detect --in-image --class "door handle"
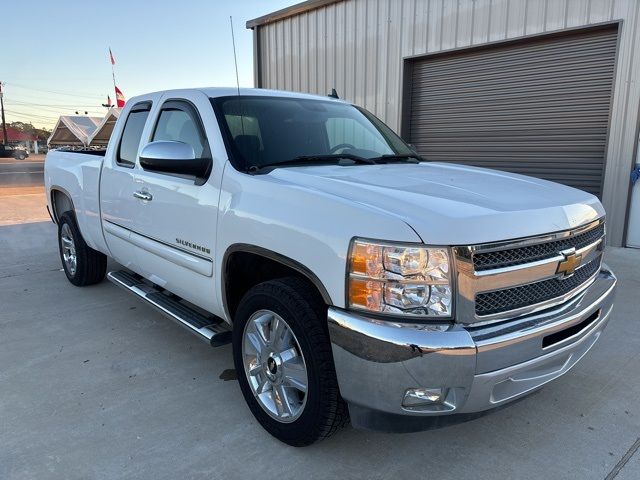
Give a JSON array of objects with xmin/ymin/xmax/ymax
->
[{"xmin": 133, "ymin": 191, "xmax": 153, "ymax": 201}]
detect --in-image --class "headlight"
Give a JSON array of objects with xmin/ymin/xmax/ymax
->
[{"xmin": 347, "ymin": 239, "xmax": 453, "ymax": 318}]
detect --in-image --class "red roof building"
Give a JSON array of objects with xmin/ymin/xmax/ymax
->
[{"xmin": 2, "ymin": 126, "xmax": 37, "ymax": 142}]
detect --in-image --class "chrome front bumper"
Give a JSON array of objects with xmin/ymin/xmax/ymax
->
[{"xmin": 328, "ymin": 266, "xmax": 617, "ymax": 431}]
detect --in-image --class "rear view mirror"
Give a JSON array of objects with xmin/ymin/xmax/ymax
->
[{"xmin": 139, "ymin": 141, "xmax": 210, "ymax": 177}]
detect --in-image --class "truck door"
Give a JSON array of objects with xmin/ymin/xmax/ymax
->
[
  {"xmin": 129, "ymin": 92, "xmax": 220, "ymax": 314},
  {"xmin": 100, "ymin": 101, "xmax": 153, "ymax": 269}
]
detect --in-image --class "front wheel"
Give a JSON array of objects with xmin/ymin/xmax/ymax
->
[
  {"xmin": 233, "ymin": 277, "xmax": 348, "ymax": 446},
  {"xmin": 57, "ymin": 211, "xmax": 107, "ymax": 286}
]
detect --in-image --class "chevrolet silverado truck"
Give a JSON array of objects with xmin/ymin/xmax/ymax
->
[{"xmin": 45, "ymin": 88, "xmax": 617, "ymax": 446}]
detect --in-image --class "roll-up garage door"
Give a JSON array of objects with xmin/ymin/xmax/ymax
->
[{"xmin": 406, "ymin": 26, "xmax": 618, "ymax": 197}]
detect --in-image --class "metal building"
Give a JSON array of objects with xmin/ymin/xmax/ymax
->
[{"xmin": 247, "ymin": 0, "xmax": 640, "ymax": 247}]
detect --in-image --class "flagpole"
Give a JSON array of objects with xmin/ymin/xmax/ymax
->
[
  {"xmin": 111, "ymin": 64, "xmax": 117, "ymax": 94},
  {"xmin": 109, "ymin": 47, "xmax": 117, "ymax": 106}
]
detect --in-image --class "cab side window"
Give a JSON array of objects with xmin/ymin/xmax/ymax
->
[
  {"xmin": 117, "ymin": 102, "xmax": 151, "ymax": 167},
  {"xmin": 152, "ymin": 102, "xmax": 208, "ymax": 159}
]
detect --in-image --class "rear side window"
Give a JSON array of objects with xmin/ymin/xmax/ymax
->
[{"xmin": 117, "ymin": 103, "xmax": 151, "ymax": 167}]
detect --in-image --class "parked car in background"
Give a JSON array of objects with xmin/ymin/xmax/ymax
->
[
  {"xmin": 44, "ymin": 87, "xmax": 616, "ymax": 446},
  {"xmin": 0, "ymin": 144, "xmax": 29, "ymax": 160}
]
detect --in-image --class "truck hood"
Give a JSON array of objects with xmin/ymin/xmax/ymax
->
[{"xmin": 270, "ymin": 162, "xmax": 605, "ymax": 245}]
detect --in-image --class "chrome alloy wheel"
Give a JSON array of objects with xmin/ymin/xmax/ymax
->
[
  {"xmin": 60, "ymin": 223, "xmax": 77, "ymax": 276},
  {"xmin": 242, "ymin": 310, "xmax": 308, "ymax": 423}
]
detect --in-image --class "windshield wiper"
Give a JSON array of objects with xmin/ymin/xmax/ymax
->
[
  {"xmin": 249, "ymin": 154, "xmax": 376, "ymax": 172},
  {"xmin": 370, "ymin": 153, "xmax": 425, "ymax": 164}
]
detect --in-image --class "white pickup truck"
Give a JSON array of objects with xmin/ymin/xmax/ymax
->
[{"xmin": 45, "ymin": 88, "xmax": 616, "ymax": 446}]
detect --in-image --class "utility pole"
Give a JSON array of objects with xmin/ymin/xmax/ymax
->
[{"xmin": 0, "ymin": 82, "xmax": 7, "ymax": 145}]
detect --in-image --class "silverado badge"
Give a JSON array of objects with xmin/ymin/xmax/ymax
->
[{"xmin": 176, "ymin": 238, "xmax": 211, "ymax": 255}]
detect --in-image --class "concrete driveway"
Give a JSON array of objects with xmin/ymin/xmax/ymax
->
[{"xmin": 1, "ymin": 221, "xmax": 639, "ymax": 480}]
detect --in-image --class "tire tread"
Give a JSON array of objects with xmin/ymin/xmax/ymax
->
[
  {"xmin": 233, "ymin": 276, "xmax": 349, "ymax": 446},
  {"xmin": 58, "ymin": 211, "xmax": 107, "ymax": 286}
]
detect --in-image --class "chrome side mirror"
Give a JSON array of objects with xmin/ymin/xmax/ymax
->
[{"xmin": 139, "ymin": 141, "xmax": 209, "ymax": 177}]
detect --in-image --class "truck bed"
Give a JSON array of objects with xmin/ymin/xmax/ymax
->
[
  {"xmin": 55, "ymin": 148, "xmax": 107, "ymax": 157},
  {"xmin": 44, "ymin": 149, "xmax": 108, "ymax": 253}
]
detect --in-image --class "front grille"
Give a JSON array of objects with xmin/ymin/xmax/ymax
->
[
  {"xmin": 473, "ymin": 223, "xmax": 605, "ymax": 271},
  {"xmin": 475, "ymin": 257, "xmax": 601, "ymax": 316}
]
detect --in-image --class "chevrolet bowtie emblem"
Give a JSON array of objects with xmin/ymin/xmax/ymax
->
[{"xmin": 556, "ymin": 249, "xmax": 582, "ymax": 277}]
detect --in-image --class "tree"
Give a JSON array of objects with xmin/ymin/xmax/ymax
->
[{"xmin": 8, "ymin": 121, "xmax": 52, "ymax": 142}]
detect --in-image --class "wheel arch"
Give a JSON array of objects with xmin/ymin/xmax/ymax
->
[
  {"xmin": 222, "ymin": 244, "xmax": 333, "ymax": 321},
  {"xmin": 50, "ymin": 187, "xmax": 76, "ymax": 224}
]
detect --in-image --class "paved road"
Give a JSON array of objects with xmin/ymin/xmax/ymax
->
[
  {"xmin": 0, "ymin": 155, "xmax": 44, "ymax": 188},
  {"xmin": 0, "ymin": 155, "xmax": 49, "ymax": 225},
  {"xmin": 0, "ymin": 217, "xmax": 639, "ymax": 479}
]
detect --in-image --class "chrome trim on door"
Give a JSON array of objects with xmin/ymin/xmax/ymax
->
[
  {"xmin": 103, "ymin": 219, "xmax": 131, "ymax": 241},
  {"xmin": 103, "ymin": 219, "xmax": 213, "ymax": 276},
  {"xmin": 129, "ymin": 230, "xmax": 213, "ymax": 276}
]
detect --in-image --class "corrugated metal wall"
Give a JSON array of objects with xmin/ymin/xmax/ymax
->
[{"xmin": 253, "ymin": 0, "xmax": 640, "ymax": 247}]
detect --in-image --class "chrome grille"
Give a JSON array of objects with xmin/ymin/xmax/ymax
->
[
  {"xmin": 473, "ymin": 223, "xmax": 605, "ymax": 271},
  {"xmin": 475, "ymin": 257, "xmax": 601, "ymax": 316},
  {"xmin": 454, "ymin": 219, "xmax": 605, "ymax": 325}
]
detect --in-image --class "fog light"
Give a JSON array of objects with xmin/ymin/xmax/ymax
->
[{"xmin": 403, "ymin": 388, "xmax": 445, "ymax": 407}]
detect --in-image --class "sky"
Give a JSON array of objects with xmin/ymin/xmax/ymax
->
[{"xmin": 3, "ymin": 0, "xmax": 297, "ymax": 129}]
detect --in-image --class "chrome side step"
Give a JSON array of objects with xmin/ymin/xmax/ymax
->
[{"xmin": 107, "ymin": 270, "xmax": 232, "ymax": 347}]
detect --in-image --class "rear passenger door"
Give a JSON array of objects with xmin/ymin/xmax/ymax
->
[
  {"xmin": 130, "ymin": 91, "xmax": 220, "ymax": 313},
  {"xmin": 100, "ymin": 101, "xmax": 152, "ymax": 268}
]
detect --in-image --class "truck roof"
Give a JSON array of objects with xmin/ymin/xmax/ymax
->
[{"xmin": 127, "ymin": 87, "xmax": 348, "ymax": 105}]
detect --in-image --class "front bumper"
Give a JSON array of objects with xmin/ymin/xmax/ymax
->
[{"xmin": 328, "ymin": 266, "xmax": 617, "ymax": 431}]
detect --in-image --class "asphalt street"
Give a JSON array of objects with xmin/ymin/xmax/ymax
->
[
  {"xmin": 0, "ymin": 161, "xmax": 44, "ymax": 187},
  {"xmin": 0, "ymin": 155, "xmax": 44, "ymax": 188},
  {"xmin": 0, "ymin": 155, "xmax": 49, "ymax": 226}
]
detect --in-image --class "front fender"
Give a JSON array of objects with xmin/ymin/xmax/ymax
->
[{"xmin": 216, "ymin": 167, "xmax": 422, "ymax": 312}]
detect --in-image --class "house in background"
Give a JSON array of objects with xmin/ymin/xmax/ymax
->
[
  {"xmin": 247, "ymin": 0, "xmax": 640, "ymax": 248},
  {"xmin": 3, "ymin": 126, "xmax": 38, "ymax": 153}
]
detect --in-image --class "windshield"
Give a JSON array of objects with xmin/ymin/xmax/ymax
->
[{"xmin": 211, "ymin": 96, "xmax": 414, "ymax": 171}]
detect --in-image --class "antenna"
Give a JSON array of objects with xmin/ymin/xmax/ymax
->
[
  {"xmin": 229, "ymin": 16, "xmax": 241, "ymax": 98},
  {"xmin": 229, "ymin": 15, "xmax": 248, "ymax": 169}
]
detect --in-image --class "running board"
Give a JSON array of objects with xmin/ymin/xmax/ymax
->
[{"xmin": 107, "ymin": 270, "xmax": 232, "ymax": 347}]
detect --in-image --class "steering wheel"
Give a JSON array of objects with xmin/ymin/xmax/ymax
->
[{"xmin": 329, "ymin": 143, "xmax": 356, "ymax": 154}]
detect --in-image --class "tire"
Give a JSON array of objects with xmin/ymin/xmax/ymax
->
[
  {"xmin": 16, "ymin": 153, "xmax": 26, "ymax": 160},
  {"xmin": 57, "ymin": 211, "xmax": 107, "ymax": 286},
  {"xmin": 233, "ymin": 277, "xmax": 348, "ymax": 446}
]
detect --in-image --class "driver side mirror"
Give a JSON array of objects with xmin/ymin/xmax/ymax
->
[{"xmin": 139, "ymin": 141, "xmax": 210, "ymax": 178}]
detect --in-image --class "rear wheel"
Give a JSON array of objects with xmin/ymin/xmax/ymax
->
[
  {"xmin": 233, "ymin": 277, "xmax": 348, "ymax": 446},
  {"xmin": 57, "ymin": 211, "xmax": 107, "ymax": 286},
  {"xmin": 15, "ymin": 152, "xmax": 26, "ymax": 160}
]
